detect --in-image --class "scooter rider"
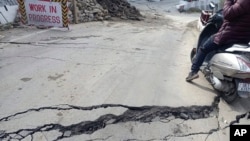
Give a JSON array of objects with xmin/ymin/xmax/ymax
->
[{"xmin": 186, "ymin": 0, "xmax": 250, "ymax": 82}]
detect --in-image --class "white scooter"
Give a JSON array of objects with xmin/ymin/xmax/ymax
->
[{"xmin": 191, "ymin": 3, "xmax": 250, "ymax": 103}]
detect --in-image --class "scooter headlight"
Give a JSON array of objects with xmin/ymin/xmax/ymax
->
[{"xmin": 237, "ymin": 57, "xmax": 250, "ymax": 72}]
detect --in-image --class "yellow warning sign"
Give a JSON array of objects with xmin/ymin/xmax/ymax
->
[{"xmin": 17, "ymin": 0, "xmax": 68, "ymax": 28}]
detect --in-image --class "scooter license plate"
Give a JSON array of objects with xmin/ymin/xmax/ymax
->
[{"xmin": 237, "ymin": 82, "xmax": 250, "ymax": 92}]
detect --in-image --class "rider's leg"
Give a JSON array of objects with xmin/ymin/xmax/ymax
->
[{"xmin": 186, "ymin": 36, "xmax": 220, "ymax": 82}]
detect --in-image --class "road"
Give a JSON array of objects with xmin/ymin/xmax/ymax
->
[{"xmin": 0, "ymin": 0, "xmax": 249, "ymax": 141}]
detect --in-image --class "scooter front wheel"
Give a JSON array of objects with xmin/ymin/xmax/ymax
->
[{"xmin": 190, "ymin": 48, "xmax": 196, "ymax": 63}]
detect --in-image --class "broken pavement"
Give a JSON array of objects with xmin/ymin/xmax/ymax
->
[{"xmin": 0, "ymin": 0, "xmax": 249, "ymax": 141}]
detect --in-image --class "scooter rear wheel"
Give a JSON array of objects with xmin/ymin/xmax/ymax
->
[{"xmin": 221, "ymin": 89, "xmax": 238, "ymax": 104}]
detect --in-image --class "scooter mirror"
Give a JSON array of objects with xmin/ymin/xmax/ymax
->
[{"xmin": 209, "ymin": 1, "xmax": 215, "ymax": 10}]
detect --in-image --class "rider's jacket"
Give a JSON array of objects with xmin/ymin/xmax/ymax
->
[{"xmin": 214, "ymin": 0, "xmax": 250, "ymax": 45}]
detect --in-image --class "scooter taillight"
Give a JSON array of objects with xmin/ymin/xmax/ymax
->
[{"xmin": 237, "ymin": 57, "xmax": 250, "ymax": 72}]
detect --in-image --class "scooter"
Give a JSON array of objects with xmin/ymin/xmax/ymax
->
[{"xmin": 190, "ymin": 3, "xmax": 250, "ymax": 103}]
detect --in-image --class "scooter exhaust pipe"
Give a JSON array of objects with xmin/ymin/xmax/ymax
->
[
  {"xmin": 212, "ymin": 76, "xmax": 223, "ymax": 90},
  {"xmin": 212, "ymin": 76, "xmax": 233, "ymax": 92},
  {"xmin": 212, "ymin": 76, "xmax": 250, "ymax": 98}
]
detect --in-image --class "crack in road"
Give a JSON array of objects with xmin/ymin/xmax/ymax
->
[
  {"xmin": 0, "ymin": 41, "xmax": 89, "ymax": 45},
  {"xmin": 1, "ymin": 56, "xmax": 66, "ymax": 62},
  {"xmin": 163, "ymin": 128, "xmax": 220, "ymax": 141},
  {"xmin": 0, "ymin": 96, "xmax": 249, "ymax": 141},
  {"xmin": 84, "ymin": 136, "xmax": 112, "ymax": 141}
]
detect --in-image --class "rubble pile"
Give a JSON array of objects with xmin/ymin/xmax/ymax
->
[
  {"xmin": 68, "ymin": 0, "xmax": 109, "ymax": 23},
  {"xmin": 96, "ymin": 0, "xmax": 142, "ymax": 20},
  {"xmin": 68, "ymin": 0, "xmax": 142, "ymax": 23}
]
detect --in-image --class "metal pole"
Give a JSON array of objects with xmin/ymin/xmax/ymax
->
[{"xmin": 72, "ymin": 0, "xmax": 78, "ymax": 24}]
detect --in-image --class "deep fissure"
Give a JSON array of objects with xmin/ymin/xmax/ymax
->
[{"xmin": 0, "ymin": 96, "xmax": 249, "ymax": 141}]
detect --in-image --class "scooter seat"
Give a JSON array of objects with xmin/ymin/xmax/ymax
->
[
  {"xmin": 215, "ymin": 43, "xmax": 249, "ymax": 53},
  {"xmin": 205, "ymin": 43, "xmax": 250, "ymax": 62},
  {"xmin": 225, "ymin": 44, "xmax": 250, "ymax": 53}
]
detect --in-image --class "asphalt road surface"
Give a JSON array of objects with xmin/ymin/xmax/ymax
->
[{"xmin": 0, "ymin": 0, "xmax": 249, "ymax": 141}]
